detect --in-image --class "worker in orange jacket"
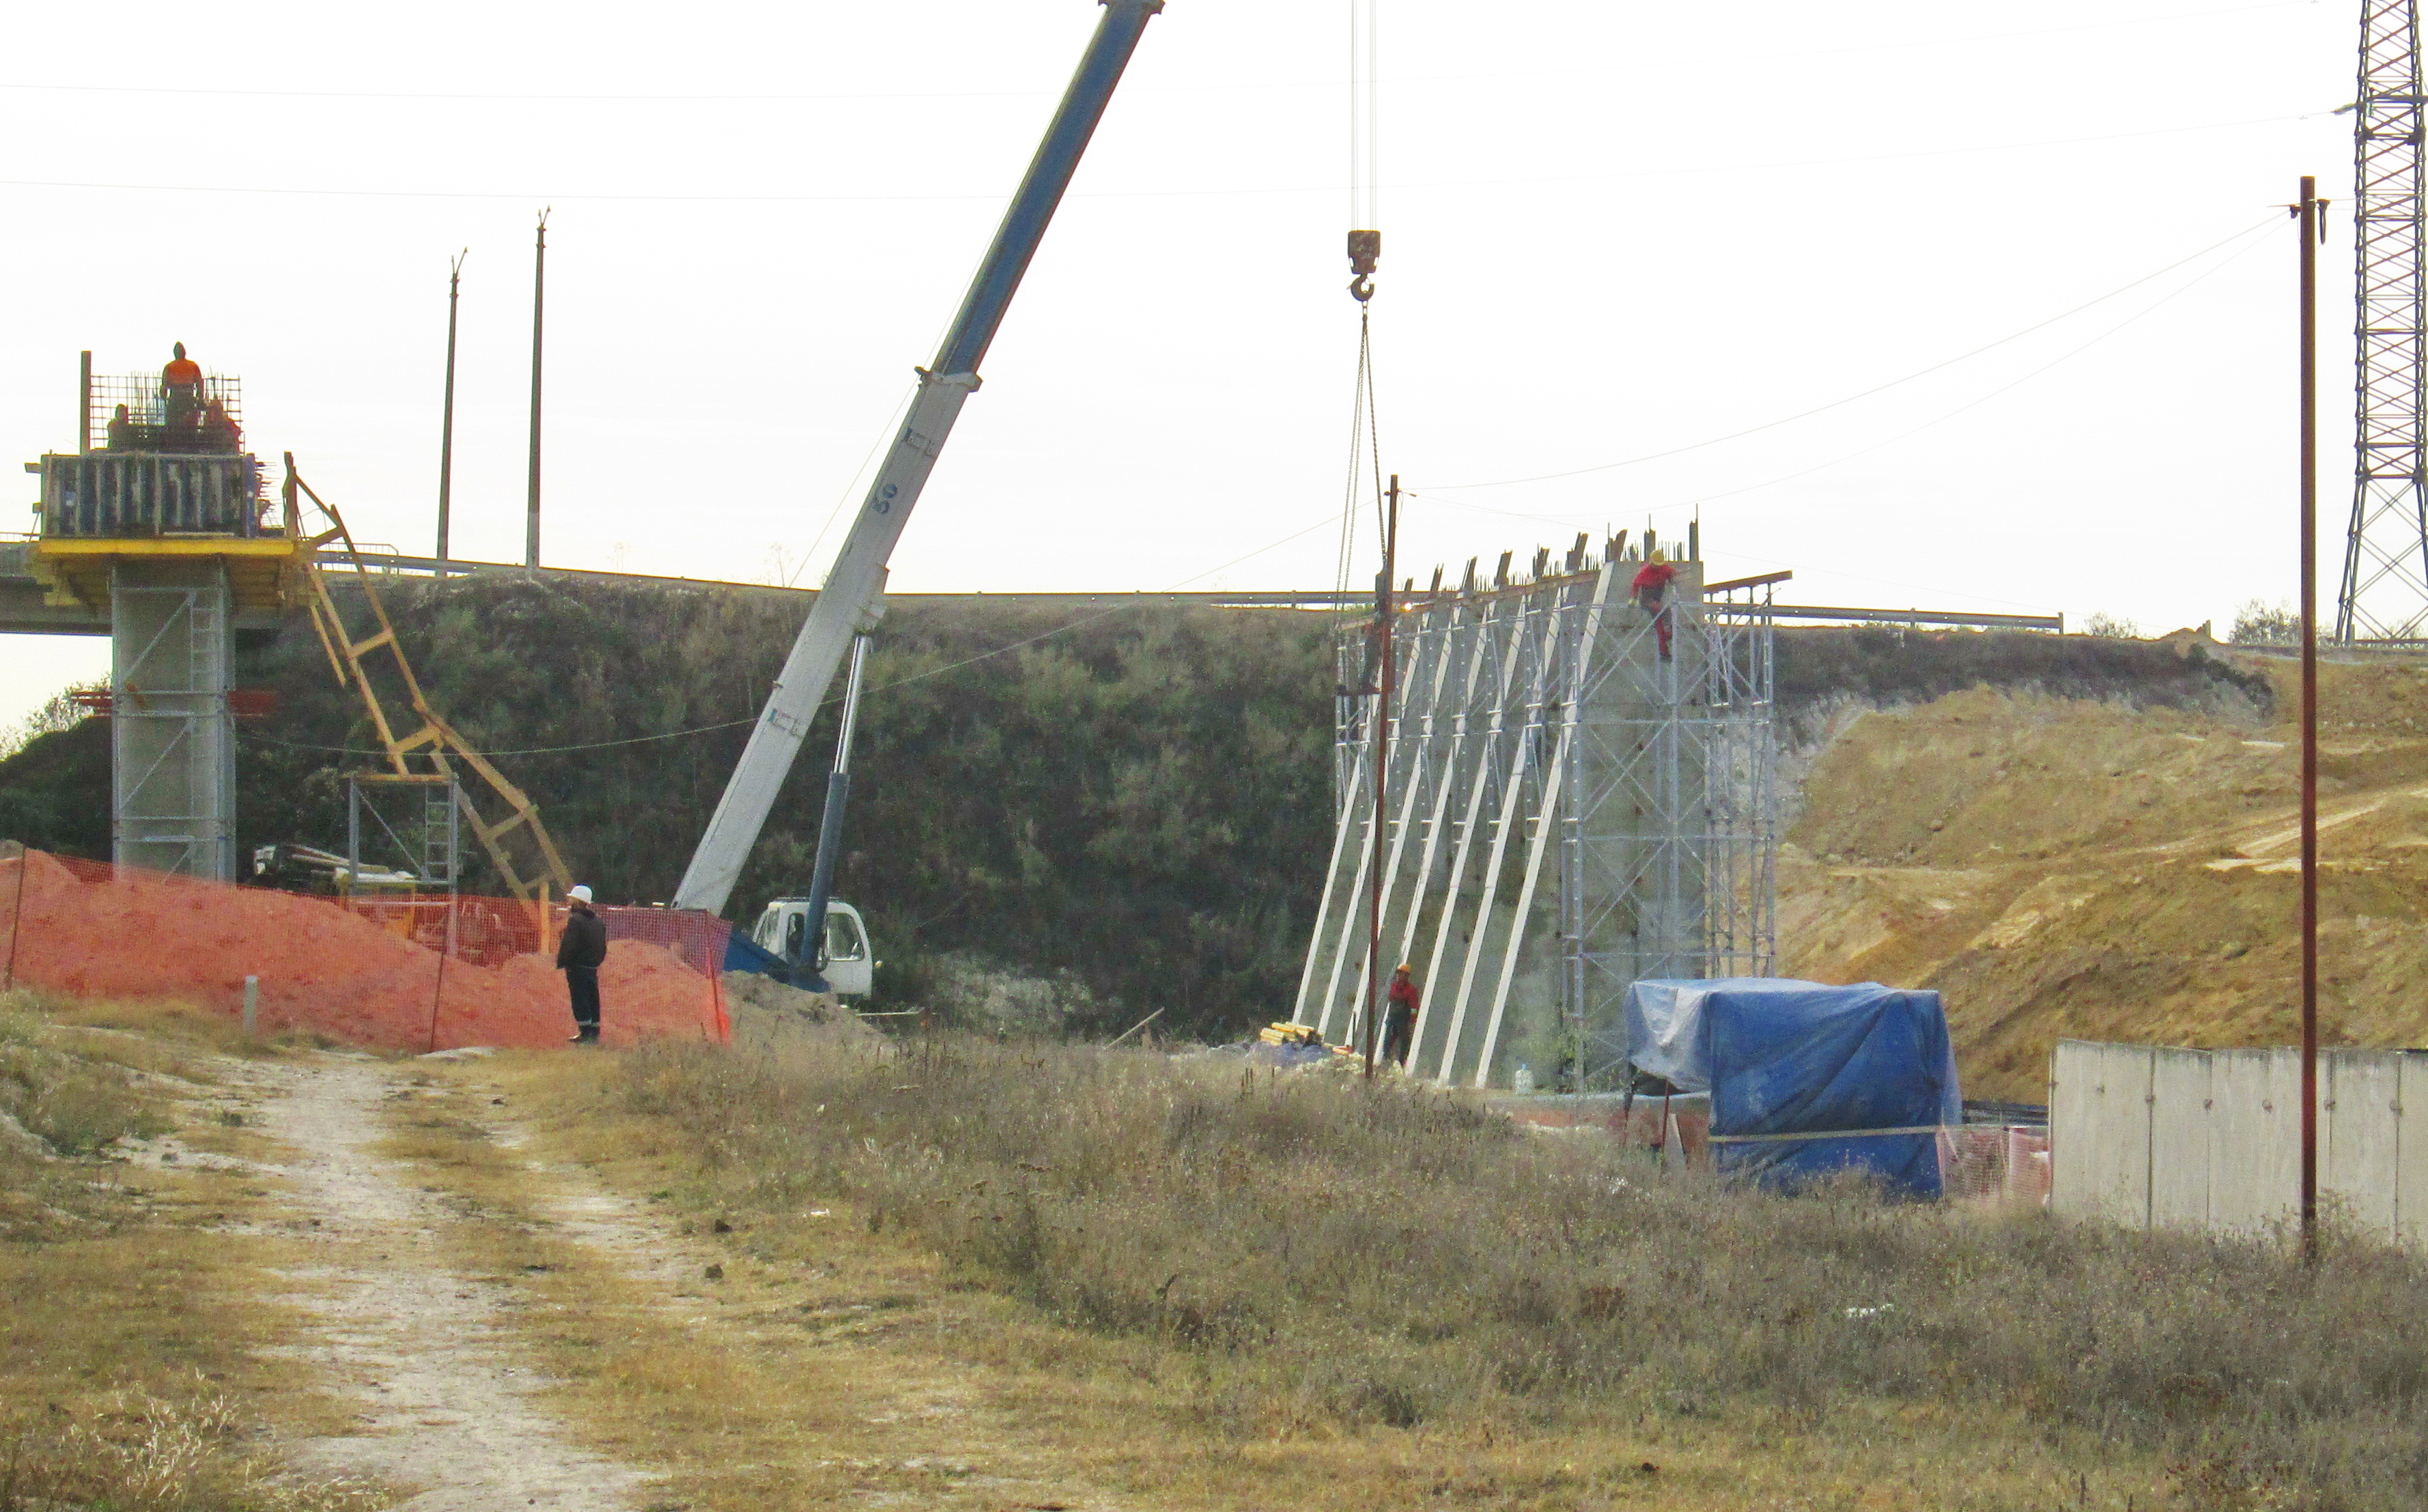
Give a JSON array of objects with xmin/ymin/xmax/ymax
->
[{"xmin": 160, "ymin": 342, "xmax": 206, "ymax": 431}]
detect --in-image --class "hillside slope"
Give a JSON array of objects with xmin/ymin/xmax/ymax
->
[{"xmin": 1785, "ymin": 655, "xmax": 2428, "ymax": 1100}]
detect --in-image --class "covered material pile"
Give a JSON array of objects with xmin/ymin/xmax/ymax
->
[
  {"xmin": 1624, "ymin": 978, "xmax": 1961, "ymax": 1195},
  {"xmin": 0, "ymin": 849, "xmax": 726, "ymax": 1051}
]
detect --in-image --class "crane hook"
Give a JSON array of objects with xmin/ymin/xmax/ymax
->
[{"xmin": 1346, "ymin": 229, "xmax": 1381, "ymax": 304}]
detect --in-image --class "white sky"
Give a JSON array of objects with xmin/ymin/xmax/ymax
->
[{"xmin": 0, "ymin": 0, "xmax": 2358, "ymax": 730}]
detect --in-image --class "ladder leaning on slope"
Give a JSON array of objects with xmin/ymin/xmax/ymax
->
[{"xmin": 280, "ymin": 453, "xmax": 573, "ymax": 904}]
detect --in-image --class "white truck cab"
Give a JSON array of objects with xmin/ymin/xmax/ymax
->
[{"xmin": 751, "ymin": 898, "xmax": 875, "ymax": 996}]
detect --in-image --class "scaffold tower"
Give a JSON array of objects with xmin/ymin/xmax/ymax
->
[
  {"xmin": 2339, "ymin": 0, "xmax": 2428, "ymax": 642},
  {"xmin": 1294, "ymin": 535, "xmax": 1777, "ymax": 1091}
]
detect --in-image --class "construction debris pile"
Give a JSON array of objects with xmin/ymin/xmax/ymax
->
[{"xmin": 0, "ymin": 849, "xmax": 727, "ymax": 1051}]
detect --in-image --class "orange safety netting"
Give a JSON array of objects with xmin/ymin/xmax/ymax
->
[{"xmin": 0, "ymin": 848, "xmax": 729, "ymax": 1053}]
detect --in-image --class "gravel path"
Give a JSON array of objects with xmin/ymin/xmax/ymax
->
[{"xmin": 242, "ymin": 1052, "xmax": 653, "ymax": 1512}]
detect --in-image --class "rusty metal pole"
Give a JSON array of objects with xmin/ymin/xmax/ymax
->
[
  {"xmin": 2298, "ymin": 174, "xmax": 2323, "ymax": 1261},
  {"xmin": 525, "ymin": 210, "xmax": 549, "ymax": 569},
  {"xmin": 437, "ymin": 251, "xmax": 466, "ymax": 578},
  {"xmin": 1363, "ymin": 474, "xmax": 1400, "ymax": 1079}
]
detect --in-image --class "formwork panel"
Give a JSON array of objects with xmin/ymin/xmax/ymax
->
[
  {"xmin": 2207, "ymin": 1049, "xmax": 2298, "ymax": 1235},
  {"xmin": 2325, "ymin": 1052, "xmax": 2403, "ymax": 1239},
  {"xmin": 2400, "ymin": 1056, "xmax": 2428, "ymax": 1248},
  {"xmin": 1298, "ymin": 542, "xmax": 1774, "ymax": 1091},
  {"xmin": 2051, "ymin": 1040, "xmax": 2151, "ymax": 1227},
  {"xmin": 2148, "ymin": 1048, "xmax": 2212, "ymax": 1230}
]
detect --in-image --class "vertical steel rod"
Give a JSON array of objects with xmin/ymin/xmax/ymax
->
[
  {"xmin": 525, "ymin": 210, "xmax": 549, "ymax": 569},
  {"xmin": 438, "ymin": 251, "xmax": 466, "ymax": 577},
  {"xmin": 1363, "ymin": 474, "xmax": 1400, "ymax": 1076},
  {"xmin": 2299, "ymin": 173, "xmax": 2323, "ymax": 1260},
  {"xmin": 79, "ymin": 350, "xmax": 92, "ymax": 453}
]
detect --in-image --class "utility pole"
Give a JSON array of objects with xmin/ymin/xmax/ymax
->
[
  {"xmin": 2298, "ymin": 174, "xmax": 2326, "ymax": 1260},
  {"xmin": 437, "ymin": 250, "xmax": 466, "ymax": 577},
  {"xmin": 1362, "ymin": 474, "xmax": 1399, "ymax": 1078},
  {"xmin": 526, "ymin": 210, "xmax": 549, "ymax": 569}
]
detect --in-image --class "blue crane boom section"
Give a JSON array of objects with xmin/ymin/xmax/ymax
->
[{"xmin": 672, "ymin": 0, "xmax": 1168, "ymax": 917}]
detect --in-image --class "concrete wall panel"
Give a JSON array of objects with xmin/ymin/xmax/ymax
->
[
  {"xmin": 2149, "ymin": 1049, "xmax": 2212, "ymax": 1230},
  {"xmin": 2324, "ymin": 1053, "xmax": 2401, "ymax": 1238}
]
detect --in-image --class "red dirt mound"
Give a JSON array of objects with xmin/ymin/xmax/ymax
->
[{"xmin": 0, "ymin": 850, "xmax": 726, "ymax": 1052}]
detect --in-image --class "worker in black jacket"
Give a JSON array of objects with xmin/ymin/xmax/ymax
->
[{"xmin": 556, "ymin": 885, "xmax": 608, "ymax": 1044}]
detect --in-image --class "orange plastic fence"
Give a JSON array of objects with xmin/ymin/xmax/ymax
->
[{"xmin": 0, "ymin": 849, "xmax": 729, "ymax": 1053}]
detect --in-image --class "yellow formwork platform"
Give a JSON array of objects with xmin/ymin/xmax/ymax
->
[{"xmin": 29, "ymin": 536, "xmax": 305, "ymax": 614}]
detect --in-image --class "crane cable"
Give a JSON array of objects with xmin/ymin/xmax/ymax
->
[{"xmin": 1333, "ymin": 0, "xmax": 1387, "ymax": 650}]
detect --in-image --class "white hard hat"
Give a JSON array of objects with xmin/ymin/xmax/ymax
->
[{"xmin": 567, "ymin": 885, "xmax": 593, "ymax": 902}]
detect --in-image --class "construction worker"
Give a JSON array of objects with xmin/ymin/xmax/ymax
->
[
  {"xmin": 556, "ymin": 884, "xmax": 608, "ymax": 1044},
  {"xmin": 105, "ymin": 403, "xmax": 133, "ymax": 450},
  {"xmin": 1631, "ymin": 550, "xmax": 1679, "ymax": 661},
  {"xmin": 1381, "ymin": 962, "xmax": 1419, "ymax": 1068},
  {"xmin": 160, "ymin": 342, "xmax": 206, "ymax": 431},
  {"xmin": 200, "ymin": 397, "xmax": 242, "ymax": 453}
]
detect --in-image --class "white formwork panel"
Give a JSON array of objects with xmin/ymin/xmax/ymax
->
[
  {"xmin": 2323, "ymin": 1053, "xmax": 2403, "ymax": 1241},
  {"xmin": 2210, "ymin": 1050, "xmax": 2301, "ymax": 1236},
  {"xmin": 2400, "ymin": 1055, "xmax": 2428, "ymax": 1249},
  {"xmin": 2148, "ymin": 1048, "xmax": 2214, "ymax": 1231},
  {"xmin": 2051, "ymin": 1040, "xmax": 2153, "ymax": 1227}
]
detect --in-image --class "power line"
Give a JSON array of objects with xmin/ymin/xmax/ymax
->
[
  {"xmin": 1422, "ymin": 214, "xmax": 2285, "ymax": 492},
  {"xmin": 0, "ymin": 111, "xmax": 2326, "ymax": 208},
  {"xmin": 0, "ymin": 3, "xmax": 2316, "ymax": 106}
]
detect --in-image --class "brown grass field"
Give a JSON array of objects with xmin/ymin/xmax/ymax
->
[
  {"xmin": 0, "ymin": 994, "xmax": 384, "ymax": 1511},
  {"xmin": 11, "ymin": 988, "xmax": 2428, "ymax": 1509}
]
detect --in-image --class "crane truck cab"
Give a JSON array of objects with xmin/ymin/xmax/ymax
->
[{"xmin": 746, "ymin": 898, "xmax": 875, "ymax": 997}]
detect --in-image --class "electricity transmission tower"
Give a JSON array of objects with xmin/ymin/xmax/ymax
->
[{"xmin": 2339, "ymin": 0, "xmax": 2428, "ymax": 642}]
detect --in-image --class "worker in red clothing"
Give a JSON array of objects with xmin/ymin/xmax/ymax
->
[
  {"xmin": 1381, "ymin": 962, "xmax": 1420, "ymax": 1068},
  {"xmin": 1631, "ymin": 550, "xmax": 1679, "ymax": 661}
]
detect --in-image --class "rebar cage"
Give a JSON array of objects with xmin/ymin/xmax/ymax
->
[{"xmin": 1295, "ymin": 541, "xmax": 1777, "ymax": 1091}]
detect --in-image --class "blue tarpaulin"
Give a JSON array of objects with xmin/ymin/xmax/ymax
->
[{"xmin": 1623, "ymin": 979, "xmax": 1962, "ymax": 1197}]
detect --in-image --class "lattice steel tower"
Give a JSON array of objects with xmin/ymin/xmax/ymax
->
[{"xmin": 2339, "ymin": 0, "xmax": 2428, "ymax": 642}]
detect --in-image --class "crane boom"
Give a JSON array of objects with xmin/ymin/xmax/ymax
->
[{"xmin": 673, "ymin": 0, "xmax": 1166, "ymax": 915}]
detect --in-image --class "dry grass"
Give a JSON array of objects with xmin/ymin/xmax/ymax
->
[
  {"xmin": 0, "ymin": 1390, "xmax": 384, "ymax": 1512},
  {"xmin": 583, "ymin": 1024, "xmax": 2428, "ymax": 1511},
  {"xmin": 0, "ymin": 990, "xmax": 395, "ymax": 1509},
  {"xmin": 386, "ymin": 1042, "xmax": 2126, "ymax": 1511}
]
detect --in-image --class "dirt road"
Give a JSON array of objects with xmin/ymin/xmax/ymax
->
[{"xmin": 242, "ymin": 1051, "xmax": 656, "ymax": 1511}]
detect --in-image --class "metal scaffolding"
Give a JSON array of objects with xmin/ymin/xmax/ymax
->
[
  {"xmin": 111, "ymin": 559, "xmax": 237, "ymax": 881},
  {"xmin": 2339, "ymin": 0, "xmax": 2428, "ymax": 642},
  {"xmin": 1294, "ymin": 539, "xmax": 1777, "ymax": 1091}
]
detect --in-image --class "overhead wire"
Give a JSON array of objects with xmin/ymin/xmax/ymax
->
[
  {"xmin": 0, "ymin": 111, "xmax": 2329, "ymax": 208},
  {"xmin": 1422, "ymin": 212, "xmax": 2287, "ymax": 492},
  {"xmin": 1663, "ymin": 213, "xmax": 2293, "ymax": 510},
  {"xmin": 1394, "ymin": 216, "xmax": 2292, "ymax": 614},
  {"xmin": 0, "ymin": 2, "xmax": 2319, "ymax": 106}
]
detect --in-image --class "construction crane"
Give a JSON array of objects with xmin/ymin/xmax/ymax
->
[{"xmin": 673, "ymin": 0, "xmax": 1168, "ymax": 918}]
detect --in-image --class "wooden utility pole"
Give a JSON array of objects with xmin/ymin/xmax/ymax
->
[
  {"xmin": 1363, "ymin": 474, "xmax": 1400, "ymax": 1079},
  {"xmin": 437, "ymin": 251, "xmax": 466, "ymax": 577},
  {"xmin": 2298, "ymin": 174, "xmax": 2325, "ymax": 1260},
  {"xmin": 525, "ymin": 211, "xmax": 549, "ymax": 569}
]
